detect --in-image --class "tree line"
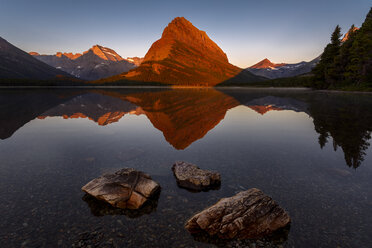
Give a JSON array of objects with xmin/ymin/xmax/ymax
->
[{"xmin": 312, "ymin": 8, "xmax": 372, "ymax": 89}]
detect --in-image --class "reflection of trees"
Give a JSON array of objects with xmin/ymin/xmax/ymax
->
[
  {"xmin": 1, "ymin": 88, "xmax": 371, "ymax": 168},
  {"xmin": 309, "ymin": 94, "xmax": 372, "ymax": 168},
  {"xmin": 0, "ymin": 90, "xmax": 82, "ymax": 139},
  {"xmin": 221, "ymin": 89, "xmax": 372, "ymax": 169}
]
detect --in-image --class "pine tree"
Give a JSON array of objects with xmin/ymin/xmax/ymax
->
[
  {"xmin": 346, "ymin": 7, "xmax": 372, "ymax": 86},
  {"xmin": 338, "ymin": 25, "xmax": 358, "ymax": 84},
  {"xmin": 331, "ymin": 25, "xmax": 342, "ymax": 46},
  {"xmin": 312, "ymin": 25, "xmax": 342, "ymax": 88},
  {"xmin": 312, "ymin": 7, "xmax": 372, "ymax": 89}
]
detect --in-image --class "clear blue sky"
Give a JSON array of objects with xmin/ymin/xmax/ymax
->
[{"xmin": 0, "ymin": 0, "xmax": 370, "ymax": 67}]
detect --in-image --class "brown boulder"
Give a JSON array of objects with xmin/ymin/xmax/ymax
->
[
  {"xmin": 82, "ymin": 168, "xmax": 160, "ymax": 209},
  {"xmin": 185, "ymin": 188, "xmax": 290, "ymax": 239},
  {"xmin": 172, "ymin": 161, "xmax": 221, "ymax": 191}
]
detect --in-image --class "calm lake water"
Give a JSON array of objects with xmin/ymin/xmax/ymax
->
[{"xmin": 0, "ymin": 88, "xmax": 371, "ymax": 248}]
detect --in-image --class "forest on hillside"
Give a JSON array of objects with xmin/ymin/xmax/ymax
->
[{"xmin": 312, "ymin": 8, "xmax": 372, "ymax": 90}]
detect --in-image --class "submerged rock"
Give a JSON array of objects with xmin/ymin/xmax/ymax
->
[
  {"xmin": 82, "ymin": 168, "xmax": 160, "ymax": 209},
  {"xmin": 185, "ymin": 188, "xmax": 290, "ymax": 239},
  {"xmin": 172, "ymin": 161, "xmax": 221, "ymax": 191}
]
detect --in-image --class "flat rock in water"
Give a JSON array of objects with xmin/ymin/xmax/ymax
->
[
  {"xmin": 172, "ymin": 161, "xmax": 221, "ymax": 191},
  {"xmin": 185, "ymin": 188, "xmax": 291, "ymax": 239},
  {"xmin": 82, "ymin": 168, "xmax": 160, "ymax": 209}
]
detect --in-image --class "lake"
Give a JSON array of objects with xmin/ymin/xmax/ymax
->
[{"xmin": 0, "ymin": 88, "xmax": 371, "ymax": 247}]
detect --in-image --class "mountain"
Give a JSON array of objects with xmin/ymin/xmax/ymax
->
[
  {"xmin": 246, "ymin": 56, "xmax": 320, "ymax": 79},
  {"xmin": 126, "ymin": 57, "xmax": 144, "ymax": 66},
  {"xmin": 30, "ymin": 45, "xmax": 137, "ymax": 80},
  {"xmin": 341, "ymin": 26, "xmax": 359, "ymax": 42},
  {"xmin": 99, "ymin": 17, "xmax": 263, "ymax": 86},
  {"xmin": 0, "ymin": 37, "xmax": 72, "ymax": 79},
  {"xmin": 56, "ymin": 52, "xmax": 82, "ymax": 60},
  {"xmin": 249, "ymin": 58, "xmax": 286, "ymax": 69}
]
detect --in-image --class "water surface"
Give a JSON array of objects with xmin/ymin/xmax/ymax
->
[{"xmin": 0, "ymin": 88, "xmax": 371, "ymax": 247}]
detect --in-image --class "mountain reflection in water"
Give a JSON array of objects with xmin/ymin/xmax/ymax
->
[{"xmin": 0, "ymin": 88, "xmax": 371, "ymax": 168}]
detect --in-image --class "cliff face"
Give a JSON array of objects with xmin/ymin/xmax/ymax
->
[
  {"xmin": 341, "ymin": 26, "xmax": 359, "ymax": 42},
  {"xmin": 143, "ymin": 17, "xmax": 228, "ymax": 63},
  {"xmin": 101, "ymin": 17, "xmax": 262, "ymax": 86}
]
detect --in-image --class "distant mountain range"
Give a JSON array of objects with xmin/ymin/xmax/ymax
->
[
  {"xmin": 1, "ymin": 16, "xmax": 364, "ymax": 85},
  {"xmin": 246, "ymin": 57, "xmax": 321, "ymax": 79},
  {"xmin": 0, "ymin": 37, "xmax": 71, "ymax": 79},
  {"xmin": 30, "ymin": 45, "xmax": 139, "ymax": 80},
  {"xmin": 245, "ymin": 26, "xmax": 359, "ymax": 80},
  {"xmin": 99, "ymin": 17, "xmax": 263, "ymax": 86}
]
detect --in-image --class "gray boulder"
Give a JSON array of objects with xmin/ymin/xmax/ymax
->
[{"xmin": 172, "ymin": 161, "xmax": 221, "ymax": 191}]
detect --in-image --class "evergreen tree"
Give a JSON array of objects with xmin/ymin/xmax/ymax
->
[
  {"xmin": 346, "ymin": 7, "xmax": 372, "ymax": 86},
  {"xmin": 338, "ymin": 25, "xmax": 358, "ymax": 84},
  {"xmin": 312, "ymin": 8, "xmax": 372, "ymax": 89},
  {"xmin": 313, "ymin": 25, "xmax": 342, "ymax": 88}
]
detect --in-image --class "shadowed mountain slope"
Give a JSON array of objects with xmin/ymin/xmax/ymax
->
[{"xmin": 0, "ymin": 37, "xmax": 72, "ymax": 79}]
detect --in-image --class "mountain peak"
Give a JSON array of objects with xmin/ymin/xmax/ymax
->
[
  {"xmin": 100, "ymin": 17, "xmax": 263, "ymax": 86},
  {"xmin": 54, "ymin": 52, "xmax": 82, "ymax": 60},
  {"xmin": 250, "ymin": 58, "xmax": 286, "ymax": 69},
  {"xmin": 169, "ymin": 17, "xmax": 191, "ymax": 26},
  {"xmin": 29, "ymin": 52, "xmax": 40, "ymax": 56},
  {"xmin": 341, "ymin": 26, "xmax": 359, "ymax": 42},
  {"xmin": 143, "ymin": 17, "xmax": 228, "ymax": 63},
  {"xmin": 86, "ymin": 45, "xmax": 124, "ymax": 62},
  {"xmin": 162, "ymin": 17, "xmax": 195, "ymax": 37}
]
